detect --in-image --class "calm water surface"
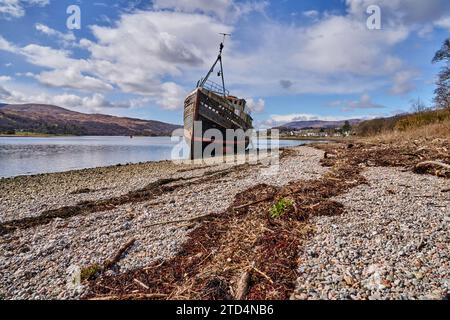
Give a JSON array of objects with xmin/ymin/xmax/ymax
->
[{"xmin": 0, "ymin": 136, "xmax": 311, "ymax": 178}]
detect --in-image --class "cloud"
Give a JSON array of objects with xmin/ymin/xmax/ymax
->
[
  {"xmin": 153, "ymin": 0, "xmax": 268, "ymax": 22},
  {"xmin": 155, "ymin": 82, "xmax": 187, "ymax": 110},
  {"xmin": 0, "ymin": 85, "xmax": 12, "ymax": 100},
  {"xmin": 0, "ymin": 0, "xmax": 49, "ymax": 19},
  {"xmin": 434, "ymin": 16, "xmax": 450, "ymax": 31},
  {"xmin": 0, "ymin": 83, "xmax": 146, "ymax": 113},
  {"xmin": 279, "ymin": 80, "xmax": 293, "ymax": 89},
  {"xmin": 0, "ymin": 35, "xmax": 18, "ymax": 52},
  {"xmin": 78, "ymin": 10, "xmax": 233, "ymax": 108},
  {"xmin": 36, "ymin": 68, "xmax": 114, "ymax": 91},
  {"xmin": 390, "ymin": 70, "xmax": 418, "ymax": 95},
  {"xmin": 35, "ymin": 23, "xmax": 76, "ymax": 44},
  {"xmin": 246, "ymin": 98, "xmax": 265, "ymax": 113},
  {"xmin": 345, "ymin": 0, "xmax": 450, "ymax": 33},
  {"xmin": 225, "ymin": 11, "xmax": 410, "ymax": 98},
  {"xmin": 0, "ymin": 76, "xmax": 12, "ymax": 82},
  {"xmin": 331, "ymin": 94, "xmax": 386, "ymax": 112},
  {"xmin": 302, "ymin": 10, "xmax": 319, "ymax": 19}
]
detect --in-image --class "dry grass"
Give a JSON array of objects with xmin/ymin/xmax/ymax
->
[{"xmin": 362, "ymin": 119, "xmax": 450, "ymax": 144}]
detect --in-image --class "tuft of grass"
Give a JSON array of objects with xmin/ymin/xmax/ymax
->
[
  {"xmin": 80, "ymin": 264, "xmax": 102, "ymax": 282},
  {"xmin": 270, "ymin": 198, "xmax": 294, "ymax": 219}
]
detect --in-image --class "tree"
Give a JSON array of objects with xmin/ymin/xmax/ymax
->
[
  {"xmin": 432, "ymin": 38, "xmax": 450, "ymax": 109},
  {"xmin": 342, "ymin": 121, "xmax": 352, "ymax": 134}
]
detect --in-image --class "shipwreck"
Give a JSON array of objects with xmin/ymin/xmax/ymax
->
[{"xmin": 183, "ymin": 34, "xmax": 254, "ymax": 159}]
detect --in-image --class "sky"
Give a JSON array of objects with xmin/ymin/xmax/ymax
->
[{"xmin": 0, "ymin": 0, "xmax": 449, "ymax": 127}]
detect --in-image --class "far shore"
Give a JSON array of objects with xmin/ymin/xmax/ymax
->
[{"xmin": 0, "ymin": 134, "xmax": 167, "ymax": 138}]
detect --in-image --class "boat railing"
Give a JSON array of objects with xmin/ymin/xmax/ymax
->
[{"xmin": 197, "ymin": 78, "xmax": 230, "ymax": 97}]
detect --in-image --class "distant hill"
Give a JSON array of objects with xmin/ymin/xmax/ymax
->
[
  {"xmin": 0, "ymin": 104, "xmax": 181, "ymax": 136},
  {"xmin": 277, "ymin": 119, "xmax": 362, "ymax": 130}
]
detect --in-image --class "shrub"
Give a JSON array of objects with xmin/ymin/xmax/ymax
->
[
  {"xmin": 80, "ymin": 264, "xmax": 102, "ymax": 282},
  {"xmin": 270, "ymin": 198, "xmax": 294, "ymax": 219}
]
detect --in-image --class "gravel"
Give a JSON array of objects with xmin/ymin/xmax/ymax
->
[
  {"xmin": 3, "ymin": 145, "xmax": 447, "ymax": 301},
  {"xmin": 292, "ymin": 167, "xmax": 449, "ymax": 300},
  {"xmin": 0, "ymin": 146, "xmax": 326, "ymax": 300}
]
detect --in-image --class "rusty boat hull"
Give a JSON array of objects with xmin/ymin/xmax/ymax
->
[{"xmin": 184, "ymin": 88, "xmax": 253, "ymax": 159}]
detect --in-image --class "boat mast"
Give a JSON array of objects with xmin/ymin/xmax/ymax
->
[{"xmin": 199, "ymin": 33, "xmax": 230, "ymax": 97}]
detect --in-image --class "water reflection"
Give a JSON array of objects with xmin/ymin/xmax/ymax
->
[{"xmin": 0, "ymin": 136, "xmax": 310, "ymax": 178}]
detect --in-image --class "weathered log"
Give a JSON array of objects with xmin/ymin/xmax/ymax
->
[
  {"xmin": 234, "ymin": 271, "xmax": 251, "ymax": 300},
  {"xmin": 104, "ymin": 238, "xmax": 136, "ymax": 270},
  {"xmin": 416, "ymin": 161, "xmax": 450, "ymax": 169}
]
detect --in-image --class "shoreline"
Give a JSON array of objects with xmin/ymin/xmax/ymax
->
[{"xmin": 0, "ymin": 141, "xmax": 448, "ymax": 300}]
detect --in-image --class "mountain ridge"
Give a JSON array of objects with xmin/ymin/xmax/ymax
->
[
  {"xmin": 0, "ymin": 103, "xmax": 181, "ymax": 136},
  {"xmin": 277, "ymin": 119, "xmax": 362, "ymax": 130}
]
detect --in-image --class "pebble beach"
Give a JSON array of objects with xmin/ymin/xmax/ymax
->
[{"xmin": 0, "ymin": 145, "xmax": 448, "ymax": 300}]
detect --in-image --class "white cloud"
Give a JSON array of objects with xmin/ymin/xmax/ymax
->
[
  {"xmin": 390, "ymin": 70, "xmax": 418, "ymax": 95},
  {"xmin": 332, "ymin": 94, "xmax": 387, "ymax": 112},
  {"xmin": 0, "ymin": 0, "xmax": 49, "ymax": 19},
  {"xmin": 303, "ymin": 10, "xmax": 319, "ymax": 19},
  {"xmin": 20, "ymin": 44, "xmax": 79, "ymax": 69},
  {"xmin": 346, "ymin": 0, "xmax": 450, "ymax": 33},
  {"xmin": 36, "ymin": 68, "xmax": 113, "ymax": 91},
  {"xmin": 153, "ymin": 0, "xmax": 268, "ymax": 22},
  {"xmin": 0, "ymin": 35, "xmax": 18, "ymax": 52},
  {"xmin": 0, "ymin": 75, "xmax": 12, "ymax": 82},
  {"xmin": 225, "ymin": 12, "xmax": 409, "ymax": 97},
  {"xmin": 0, "ymin": 85, "xmax": 12, "ymax": 100},
  {"xmin": 155, "ymin": 82, "xmax": 187, "ymax": 110},
  {"xmin": 434, "ymin": 16, "xmax": 450, "ymax": 31},
  {"xmin": 35, "ymin": 23, "xmax": 76, "ymax": 44},
  {"xmin": 246, "ymin": 98, "xmax": 265, "ymax": 113},
  {"xmin": 0, "ymin": 83, "xmax": 145, "ymax": 113}
]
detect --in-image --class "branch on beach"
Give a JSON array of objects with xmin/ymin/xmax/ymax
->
[
  {"xmin": 104, "ymin": 238, "xmax": 136, "ymax": 270},
  {"xmin": 414, "ymin": 161, "xmax": 450, "ymax": 177},
  {"xmin": 415, "ymin": 161, "xmax": 450, "ymax": 170}
]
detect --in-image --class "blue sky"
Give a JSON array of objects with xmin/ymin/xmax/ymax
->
[{"xmin": 0, "ymin": 0, "xmax": 449, "ymax": 127}]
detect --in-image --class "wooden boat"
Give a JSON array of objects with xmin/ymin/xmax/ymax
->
[{"xmin": 184, "ymin": 36, "xmax": 253, "ymax": 159}]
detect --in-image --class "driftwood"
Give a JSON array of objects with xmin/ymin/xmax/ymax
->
[
  {"xmin": 234, "ymin": 271, "xmax": 251, "ymax": 300},
  {"xmin": 104, "ymin": 238, "xmax": 136, "ymax": 270},
  {"xmin": 324, "ymin": 152, "xmax": 337, "ymax": 159},
  {"xmin": 133, "ymin": 278, "xmax": 150, "ymax": 290},
  {"xmin": 415, "ymin": 161, "xmax": 450, "ymax": 171},
  {"xmin": 252, "ymin": 266, "xmax": 274, "ymax": 284}
]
